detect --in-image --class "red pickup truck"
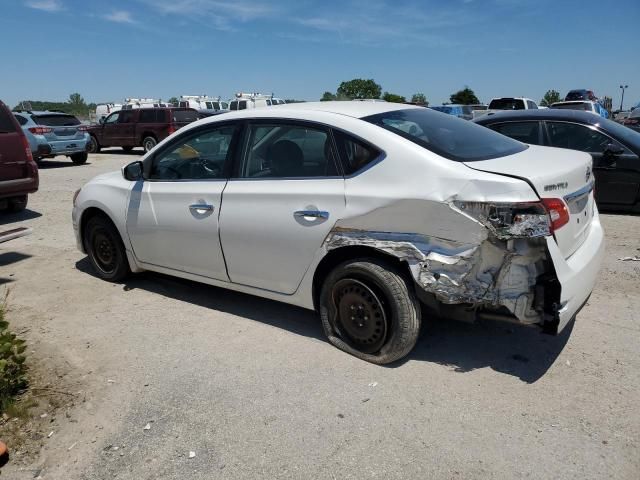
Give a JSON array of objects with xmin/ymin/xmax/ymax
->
[
  {"xmin": 0, "ymin": 100, "xmax": 38, "ymax": 212},
  {"xmin": 87, "ymin": 107, "xmax": 199, "ymax": 153}
]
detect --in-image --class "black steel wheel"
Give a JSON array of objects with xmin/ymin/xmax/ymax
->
[
  {"xmin": 319, "ymin": 258, "xmax": 421, "ymax": 364},
  {"xmin": 332, "ymin": 278, "xmax": 388, "ymax": 354},
  {"xmin": 84, "ymin": 215, "xmax": 129, "ymax": 281}
]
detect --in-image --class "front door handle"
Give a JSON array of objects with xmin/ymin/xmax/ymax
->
[
  {"xmin": 294, "ymin": 210, "xmax": 329, "ymax": 219},
  {"xmin": 189, "ymin": 203, "xmax": 214, "ymax": 212}
]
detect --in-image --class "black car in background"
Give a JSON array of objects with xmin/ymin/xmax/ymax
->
[
  {"xmin": 565, "ymin": 89, "xmax": 597, "ymax": 101},
  {"xmin": 474, "ymin": 110, "xmax": 640, "ymax": 212}
]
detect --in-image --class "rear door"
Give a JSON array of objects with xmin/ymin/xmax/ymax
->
[
  {"xmin": 0, "ymin": 105, "xmax": 25, "ymax": 182},
  {"xmin": 219, "ymin": 120, "xmax": 345, "ymax": 293},
  {"xmin": 544, "ymin": 121, "xmax": 640, "ymax": 205}
]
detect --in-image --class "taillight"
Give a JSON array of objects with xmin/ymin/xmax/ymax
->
[
  {"xmin": 167, "ymin": 124, "xmax": 176, "ymax": 135},
  {"xmin": 624, "ymin": 119, "xmax": 638, "ymax": 125},
  {"xmin": 453, "ymin": 201, "xmax": 551, "ymax": 239},
  {"xmin": 28, "ymin": 126, "xmax": 53, "ymax": 135},
  {"xmin": 541, "ymin": 198, "xmax": 570, "ymax": 233},
  {"xmin": 77, "ymin": 125, "xmax": 89, "ymax": 132},
  {"xmin": 20, "ymin": 132, "xmax": 33, "ymax": 162}
]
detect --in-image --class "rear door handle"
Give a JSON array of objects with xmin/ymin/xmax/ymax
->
[
  {"xmin": 294, "ymin": 210, "xmax": 329, "ymax": 219},
  {"xmin": 189, "ymin": 203, "xmax": 214, "ymax": 212}
]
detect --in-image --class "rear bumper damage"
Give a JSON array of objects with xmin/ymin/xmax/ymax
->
[{"xmin": 325, "ymin": 208, "xmax": 603, "ymax": 332}]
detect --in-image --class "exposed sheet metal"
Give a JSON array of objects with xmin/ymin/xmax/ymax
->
[{"xmin": 325, "ymin": 200, "xmax": 549, "ymax": 324}]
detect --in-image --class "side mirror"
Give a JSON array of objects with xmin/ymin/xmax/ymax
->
[
  {"xmin": 122, "ymin": 161, "xmax": 143, "ymax": 181},
  {"xmin": 604, "ymin": 143, "xmax": 624, "ymax": 156}
]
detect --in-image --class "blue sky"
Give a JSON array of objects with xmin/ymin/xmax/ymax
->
[{"xmin": 1, "ymin": 0, "xmax": 639, "ymax": 108}]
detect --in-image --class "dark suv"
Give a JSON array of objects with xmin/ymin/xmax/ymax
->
[
  {"xmin": 87, "ymin": 107, "xmax": 199, "ymax": 153},
  {"xmin": 565, "ymin": 89, "xmax": 596, "ymax": 101},
  {"xmin": 0, "ymin": 100, "xmax": 38, "ymax": 212}
]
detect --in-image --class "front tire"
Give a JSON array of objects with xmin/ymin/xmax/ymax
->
[
  {"xmin": 84, "ymin": 215, "xmax": 130, "ymax": 282},
  {"xmin": 319, "ymin": 259, "xmax": 421, "ymax": 365},
  {"xmin": 142, "ymin": 136, "xmax": 157, "ymax": 153},
  {"xmin": 88, "ymin": 135, "xmax": 100, "ymax": 154},
  {"xmin": 71, "ymin": 152, "xmax": 88, "ymax": 164}
]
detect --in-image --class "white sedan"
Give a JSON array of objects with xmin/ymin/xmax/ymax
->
[{"xmin": 72, "ymin": 102, "xmax": 604, "ymax": 364}]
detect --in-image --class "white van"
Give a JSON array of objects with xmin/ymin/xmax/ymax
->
[
  {"xmin": 178, "ymin": 95, "xmax": 228, "ymax": 111},
  {"xmin": 95, "ymin": 103, "xmax": 122, "ymax": 122},
  {"xmin": 121, "ymin": 98, "xmax": 169, "ymax": 110},
  {"xmin": 228, "ymin": 92, "xmax": 279, "ymax": 110}
]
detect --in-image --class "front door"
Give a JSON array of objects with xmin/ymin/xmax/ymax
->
[
  {"xmin": 126, "ymin": 123, "xmax": 238, "ymax": 279},
  {"xmin": 545, "ymin": 121, "xmax": 640, "ymax": 205},
  {"xmin": 220, "ymin": 121, "xmax": 345, "ymax": 294}
]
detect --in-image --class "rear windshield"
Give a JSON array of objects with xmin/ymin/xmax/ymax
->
[
  {"xmin": 172, "ymin": 110, "xmax": 198, "ymax": 123},
  {"xmin": 431, "ymin": 106, "xmax": 453, "ymax": 114},
  {"xmin": 552, "ymin": 102, "xmax": 592, "ymax": 111},
  {"xmin": 488, "ymin": 99, "xmax": 525, "ymax": 110},
  {"xmin": 363, "ymin": 108, "xmax": 527, "ymax": 162},
  {"xmin": 33, "ymin": 114, "xmax": 80, "ymax": 126}
]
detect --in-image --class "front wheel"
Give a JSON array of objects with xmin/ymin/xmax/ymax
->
[
  {"xmin": 84, "ymin": 215, "xmax": 130, "ymax": 281},
  {"xmin": 319, "ymin": 259, "xmax": 421, "ymax": 365},
  {"xmin": 71, "ymin": 152, "xmax": 88, "ymax": 164},
  {"xmin": 142, "ymin": 136, "xmax": 157, "ymax": 153}
]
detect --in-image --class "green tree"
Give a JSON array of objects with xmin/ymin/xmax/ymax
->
[
  {"xmin": 382, "ymin": 92, "xmax": 406, "ymax": 103},
  {"xmin": 336, "ymin": 79, "xmax": 382, "ymax": 100},
  {"xmin": 68, "ymin": 92, "xmax": 87, "ymax": 114},
  {"xmin": 539, "ymin": 89, "xmax": 561, "ymax": 107},
  {"xmin": 320, "ymin": 91, "xmax": 337, "ymax": 101},
  {"xmin": 167, "ymin": 97, "xmax": 179, "ymax": 105},
  {"xmin": 411, "ymin": 93, "xmax": 428, "ymax": 105},
  {"xmin": 449, "ymin": 86, "xmax": 480, "ymax": 105}
]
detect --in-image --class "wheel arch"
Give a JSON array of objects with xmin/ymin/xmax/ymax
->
[{"xmin": 311, "ymin": 245, "xmax": 415, "ymax": 310}]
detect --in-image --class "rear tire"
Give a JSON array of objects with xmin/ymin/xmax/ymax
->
[
  {"xmin": 71, "ymin": 152, "xmax": 88, "ymax": 164},
  {"xmin": 88, "ymin": 135, "xmax": 100, "ymax": 154},
  {"xmin": 84, "ymin": 215, "xmax": 130, "ymax": 282},
  {"xmin": 8, "ymin": 195, "xmax": 28, "ymax": 213},
  {"xmin": 319, "ymin": 258, "xmax": 421, "ymax": 365},
  {"xmin": 142, "ymin": 136, "xmax": 157, "ymax": 153}
]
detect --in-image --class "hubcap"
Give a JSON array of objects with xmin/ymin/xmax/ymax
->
[{"xmin": 332, "ymin": 278, "xmax": 387, "ymax": 353}]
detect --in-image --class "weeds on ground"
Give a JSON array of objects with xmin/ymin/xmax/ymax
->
[{"xmin": 0, "ymin": 291, "xmax": 28, "ymax": 413}]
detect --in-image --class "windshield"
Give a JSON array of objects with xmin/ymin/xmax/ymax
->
[
  {"xmin": 33, "ymin": 114, "xmax": 80, "ymax": 126},
  {"xmin": 363, "ymin": 108, "xmax": 527, "ymax": 162},
  {"xmin": 599, "ymin": 117, "xmax": 640, "ymax": 148},
  {"xmin": 488, "ymin": 99, "xmax": 526, "ymax": 110}
]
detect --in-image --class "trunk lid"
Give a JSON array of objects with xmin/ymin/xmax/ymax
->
[{"xmin": 464, "ymin": 144, "xmax": 595, "ymax": 258}]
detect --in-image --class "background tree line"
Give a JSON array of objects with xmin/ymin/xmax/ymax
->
[{"xmin": 13, "ymin": 93, "xmax": 96, "ymax": 118}]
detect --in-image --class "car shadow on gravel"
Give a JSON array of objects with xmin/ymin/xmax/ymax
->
[
  {"xmin": 408, "ymin": 315, "xmax": 574, "ymax": 383},
  {"xmin": 37, "ymin": 160, "xmax": 91, "ymax": 169},
  {"xmin": 96, "ymin": 149, "xmax": 145, "ymax": 155},
  {"xmin": 0, "ymin": 209, "xmax": 42, "ymax": 225},
  {"xmin": 75, "ymin": 258, "xmax": 324, "ymax": 341},
  {"xmin": 75, "ymin": 257, "xmax": 572, "ymax": 383}
]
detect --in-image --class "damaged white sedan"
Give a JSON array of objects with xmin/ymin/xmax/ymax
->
[{"xmin": 72, "ymin": 102, "xmax": 604, "ymax": 364}]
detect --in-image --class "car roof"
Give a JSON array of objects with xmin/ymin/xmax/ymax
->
[
  {"xmin": 473, "ymin": 109, "xmax": 602, "ymax": 125},
  {"xmin": 248, "ymin": 101, "xmax": 419, "ymax": 119}
]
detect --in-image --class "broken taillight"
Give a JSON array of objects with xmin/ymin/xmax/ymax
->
[{"xmin": 541, "ymin": 198, "xmax": 570, "ymax": 233}]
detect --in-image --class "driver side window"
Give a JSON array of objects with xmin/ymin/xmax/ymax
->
[{"xmin": 150, "ymin": 125, "xmax": 236, "ymax": 181}]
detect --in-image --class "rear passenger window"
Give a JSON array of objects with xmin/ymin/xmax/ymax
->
[
  {"xmin": 489, "ymin": 122, "xmax": 541, "ymax": 145},
  {"xmin": 139, "ymin": 110, "xmax": 157, "ymax": 123},
  {"xmin": 239, "ymin": 124, "xmax": 338, "ymax": 178},
  {"xmin": 333, "ymin": 130, "xmax": 381, "ymax": 175}
]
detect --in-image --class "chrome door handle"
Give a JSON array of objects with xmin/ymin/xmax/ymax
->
[
  {"xmin": 189, "ymin": 203, "xmax": 214, "ymax": 212},
  {"xmin": 294, "ymin": 210, "xmax": 329, "ymax": 219}
]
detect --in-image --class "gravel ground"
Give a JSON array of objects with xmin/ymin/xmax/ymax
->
[{"xmin": 1, "ymin": 151, "xmax": 639, "ymax": 480}]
